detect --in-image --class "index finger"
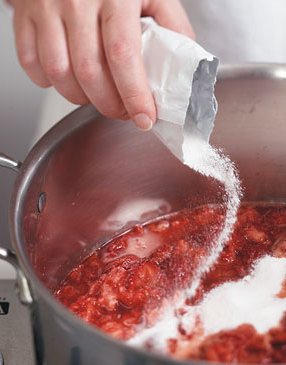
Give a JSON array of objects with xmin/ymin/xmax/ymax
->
[
  {"xmin": 101, "ymin": 0, "xmax": 156, "ymax": 131},
  {"xmin": 143, "ymin": 0, "xmax": 196, "ymax": 40}
]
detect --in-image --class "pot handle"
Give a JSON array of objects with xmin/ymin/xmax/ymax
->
[
  {"xmin": 0, "ymin": 247, "xmax": 33, "ymax": 305},
  {"xmin": 0, "ymin": 152, "xmax": 22, "ymax": 172},
  {"xmin": 0, "ymin": 152, "xmax": 33, "ymax": 305}
]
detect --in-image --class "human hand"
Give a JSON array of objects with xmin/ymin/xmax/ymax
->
[{"xmin": 11, "ymin": 0, "xmax": 195, "ymax": 130}]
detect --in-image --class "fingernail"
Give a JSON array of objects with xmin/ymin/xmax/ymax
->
[{"xmin": 133, "ymin": 113, "xmax": 153, "ymax": 131}]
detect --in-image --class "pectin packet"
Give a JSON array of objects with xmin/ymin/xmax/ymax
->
[{"xmin": 141, "ymin": 18, "xmax": 219, "ymax": 162}]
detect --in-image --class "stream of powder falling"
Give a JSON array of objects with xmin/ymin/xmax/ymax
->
[
  {"xmin": 182, "ymin": 133, "xmax": 242, "ymax": 298},
  {"xmin": 128, "ymin": 132, "xmax": 242, "ymax": 350}
]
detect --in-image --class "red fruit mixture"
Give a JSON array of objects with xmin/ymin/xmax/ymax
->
[{"xmin": 55, "ymin": 204, "xmax": 286, "ymax": 363}]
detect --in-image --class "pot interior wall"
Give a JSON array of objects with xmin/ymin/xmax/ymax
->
[{"xmin": 21, "ymin": 73, "xmax": 286, "ymax": 291}]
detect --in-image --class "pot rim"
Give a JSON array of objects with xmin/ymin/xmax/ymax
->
[{"xmin": 9, "ymin": 63, "xmax": 286, "ymax": 365}]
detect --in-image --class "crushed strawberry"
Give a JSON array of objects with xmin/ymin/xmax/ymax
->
[
  {"xmin": 245, "ymin": 226, "xmax": 268, "ymax": 243},
  {"xmin": 273, "ymin": 239, "xmax": 286, "ymax": 258},
  {"xmin": 55, "ymin": 204, "xmax": 286, "ymax": 362}
]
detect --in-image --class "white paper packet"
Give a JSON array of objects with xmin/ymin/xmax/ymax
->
[{"xmin": 141, "ymin": 18, "xmax": 219, "ymax": 162}]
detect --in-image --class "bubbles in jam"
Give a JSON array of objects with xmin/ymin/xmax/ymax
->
[{"xmin": 55, "ymin": 204, "xmax": 286, "ymax": 363}]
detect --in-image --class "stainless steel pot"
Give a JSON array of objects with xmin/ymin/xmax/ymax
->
[{"xmin": 1, "ymin": 63, "xmax": 286, "ymax": 365}]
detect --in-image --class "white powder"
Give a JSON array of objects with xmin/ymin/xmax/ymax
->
[
  {"xmin": 182, "ymin": 131, "xmax": 242, "ymax": 298},
  {"xmin": 180, "ymin": 255, "xmax": 286, "ymax": 336},
  {"xmin": 101, "ymin": 198, "xmax": 171, "ymax": 231},
  {"xmin": 128, "ymin": 293, "xmax": 188, "ymax": 349},
  {"xmin": 199, "ymin": 255, "xmax": 286, "ymax": 335},
  {"xmin": 129, "ymin": 255, "xmax": 286, "ymax": 351},
  {"xmin": 129, "ymin": 131, "xmax": 243, "ymax": 350}
]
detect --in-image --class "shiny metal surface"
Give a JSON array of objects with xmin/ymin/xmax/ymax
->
[
  {"xmin": 3, "ymin": 63, "xmax": 286, "ymax": 364},
  {"xmin": 0, "ymin": 153, "xmax": 22, "ymax": 173},
  {"xmin": 0, "ymin": 247, "xmax": 33, "ymax": 305},
  {"xmin": 218, "ymin": 63, "xmax": 286, "ymax": 80},
  {"xmin": 0, "ymin": 247, "xmax": 18, "ymax": 267},
  {"xmin": 0, "ymin": 157, "xmax": 32, "ymax": 305}
]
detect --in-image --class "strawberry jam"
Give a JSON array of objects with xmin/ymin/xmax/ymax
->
[{"xmin": 55, "ymin": 204, "xmax": 286, "ymax": 363}]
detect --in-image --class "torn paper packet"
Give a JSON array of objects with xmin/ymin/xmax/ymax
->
[{"xmin": 141, "ymin": 17, "xmax": 219, "ymax": 162}]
